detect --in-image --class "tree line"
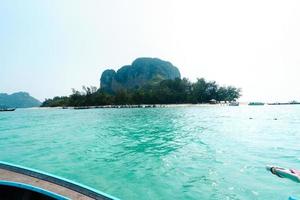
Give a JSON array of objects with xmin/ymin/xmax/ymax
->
[{"xmin": 41, "ymin": 78, "xmax": 241, "ymax": 107}]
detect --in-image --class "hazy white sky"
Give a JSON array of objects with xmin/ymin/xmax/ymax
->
[{"xmin": 1, "ymin": 0, "xmax": 300, "ymax": 102}]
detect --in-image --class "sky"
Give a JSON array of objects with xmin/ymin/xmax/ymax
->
[{"xmin": 1, "ymin": 0, "xmax": 300, "ymax": 102}]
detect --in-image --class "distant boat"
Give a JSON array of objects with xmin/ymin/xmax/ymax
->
[
  {"xmin": 268, "ymin": 101, "xmax": 300, "ymax": 105},
  {"xmin": 209, "ymin": 99, "xmax": 217, "ymax": 104},
  {"xmin": 74, "ymin": 106, "xmax": 90, "ymax": 109},
  {"xmin": 0, "ymin": 108, "xmax": 16, "ymax": 112},
  {"xmin": 248, "ymin": 102, "xmax": 264, "ymax": 106},
  {"xmin": 0, "ymin": 161, "xmax": 119, "ymax": 200},
  {"xmin": 290, "ymin": 101, "xmax": 300, "ymax": 105},
  {"xmin": 229, "ymin": 102, "xmax": 239, "ymax": 106}
]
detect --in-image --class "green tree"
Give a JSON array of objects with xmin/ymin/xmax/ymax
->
[{"xmin": 41, "ymin": 78, "xmax": 241, "ymax": 107}]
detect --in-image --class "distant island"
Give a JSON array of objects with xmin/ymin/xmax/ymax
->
[
  {"xmin": 41, "ymin": 57, "xmax": 241, "ymax": 107},
  {"xmin": 0, "ymin": 92, "xmax": 41, "ymax": 108}
]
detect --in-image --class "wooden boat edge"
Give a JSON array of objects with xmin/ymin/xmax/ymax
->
[
  {"xmin": 0, "ymin": 161, "xmax": 119, "ymax": 200},
  {"xmin": 0, "ymin": 180, "xmax": 69, "ymax": 200}
]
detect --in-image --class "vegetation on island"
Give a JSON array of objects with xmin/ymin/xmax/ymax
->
[
  {"xmin": 41, "ymin": 58, "xmax": 241, "ymax": 107},
  {"xmin": 41, "ymin": 78, "xmax": 241, "ymax": 107}
]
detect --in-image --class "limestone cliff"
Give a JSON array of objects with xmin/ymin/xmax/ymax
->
[{"xmin": 100, "ymin": 57, "xmax": 181, "ymax": 93}]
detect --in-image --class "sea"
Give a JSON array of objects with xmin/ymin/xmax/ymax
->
[{"xmin": 0, "ymin": 105, "xmax": 299, "ymax": 199}]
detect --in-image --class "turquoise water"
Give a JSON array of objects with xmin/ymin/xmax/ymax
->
[{"xmin": 0, "ymin": 106, "xmax": 299, "ymax": 199}]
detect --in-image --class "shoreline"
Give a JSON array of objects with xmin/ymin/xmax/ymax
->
[
  {"xmin": 39, "ymin": 103, "xmax": 232, "ymax": 110},
  {"xmin": 17, "ymin": 102, "xmax": 300, "ymax": 110}
]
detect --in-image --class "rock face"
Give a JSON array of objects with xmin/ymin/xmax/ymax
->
[
  {"xmin": 0, "ymin": 92, "xmax": 41, "ymax": 108},
  {"xmin": 100, "ymin": 57, "xmax": 181, "ymax": 93}
]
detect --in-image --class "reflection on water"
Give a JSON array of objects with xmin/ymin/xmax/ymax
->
[{"xmin": 0, "ymin": 106, "xmax": 300, "ymax": 199}]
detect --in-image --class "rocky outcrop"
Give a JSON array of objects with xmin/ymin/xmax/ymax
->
[{"xmin": 100, "ymin": 57, "xmax": 181, "ymax": 93}]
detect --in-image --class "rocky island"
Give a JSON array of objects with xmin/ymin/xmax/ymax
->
[
  {"xmin": 41, "ymin": 57, "xmax": 241, "ymax": 107},
  {"xmin": 0, "ymin": 92, "xmax": 41, "ymax": 108},
  {"xmin": 100, "ymin": 57, "xmax": 181, "ymax": 93}
]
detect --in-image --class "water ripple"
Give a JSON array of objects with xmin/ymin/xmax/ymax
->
[{"xmin": 1, "ymin": 106, "xmax": 300, "ymax": 199}]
